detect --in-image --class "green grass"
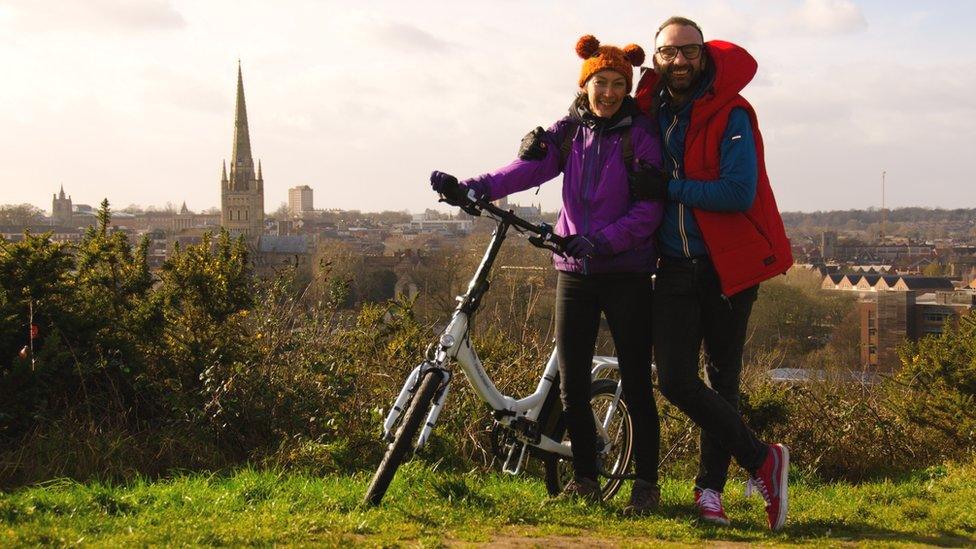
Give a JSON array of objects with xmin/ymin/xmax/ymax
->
[{"xmin": 1, "ymin": 460, "xmax": 974, "ymax": 547}]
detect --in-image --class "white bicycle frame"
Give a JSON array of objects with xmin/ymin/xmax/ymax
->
[{"xmin": 381, "ymin": 303, "xmax": 625, "ymax": 473}]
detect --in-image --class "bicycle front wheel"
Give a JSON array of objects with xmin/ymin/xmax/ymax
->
[
  {"xmin": 363, "ymin": 369, "xmax": 444, "ymax": 506},
  {"xmin": 543, "ymin": 378, "xmax": 633, "ymax": 501}
]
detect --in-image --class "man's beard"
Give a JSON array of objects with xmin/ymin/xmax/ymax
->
[{"xmin": 655, "ymin": 62, "xmax": 700, "ymax": 95}]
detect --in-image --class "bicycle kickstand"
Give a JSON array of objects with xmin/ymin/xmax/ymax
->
[{"xmin": 502, "ymin": 440, "xmax": 529, "ymax": 475}]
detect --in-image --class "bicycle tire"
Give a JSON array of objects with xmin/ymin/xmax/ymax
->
[
  {"xmin": 363, "ymin": 369, "xmax": 444, "ymax": 506},
  {"xmin": 543, "ymin": 378, "xmax": 633, "ymax": 501}
]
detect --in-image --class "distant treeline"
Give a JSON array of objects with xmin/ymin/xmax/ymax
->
[{"xmin": 782, "ymin": 207, "xmax": 976, "ymax": 228}]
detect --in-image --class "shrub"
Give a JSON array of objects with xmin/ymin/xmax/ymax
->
[
  {"xmin": 895, "ymin": 310, "xmax": 976, "ymax": 455},
  {"xmin": 2, "ymin": 205, "xmax": 973, "ymax": 487}
]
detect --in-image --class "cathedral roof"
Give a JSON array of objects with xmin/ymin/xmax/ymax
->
[{"xmin": 258, "ymin": 235, "xmax": 308, "ymax": 254}]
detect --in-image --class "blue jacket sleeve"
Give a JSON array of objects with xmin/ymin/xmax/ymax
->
[{"xmin": 667, "ymin": 108, "xmax": 757, "ymax": 212}]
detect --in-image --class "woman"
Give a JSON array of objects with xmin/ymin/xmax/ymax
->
[{"xmin": 430, "ymin": 35, "xmax": 665, "ymax": 514}]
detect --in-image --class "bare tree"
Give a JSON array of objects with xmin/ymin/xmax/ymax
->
[{"xmin": 0, "ymin": 204, "xmax": 45, "ymax": 227}]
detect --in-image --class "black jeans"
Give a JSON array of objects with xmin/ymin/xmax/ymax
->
[
  {"xmin": 653, "ymin": 256, "xmax": 766, "ymax": 492},
  {"xmin": 555, "ymin": 271, "xmax": 659, "ymax": 484}
]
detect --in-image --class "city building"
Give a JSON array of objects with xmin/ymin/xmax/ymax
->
[
  {"xmin": 288, "ymin": 185, "xmax": 314, "ymax": 218},
  {"xmin": 857, "ymin": 289, "xmax": 975, "ymax": 370},
  {"xmin": 822, "ymin": 274, "xmax": 954, "ymax": 294},
  {"xmin": 172, "ymin": 202, "xmax": 194, "ymax": 232},
  {"xmin": 220, "ymin": 62, "xmax": 265, "ymax": 238},
  {"xmin": 252, "ymin": 234, "xmax": 311, "ymax": 280},
  {"xmin": 407, "ymin": 211, "xmax": 472, "ymax": 235},
  {"xmin": 820, "ymin": 230, "xmax": 836, "ymax": 260}
]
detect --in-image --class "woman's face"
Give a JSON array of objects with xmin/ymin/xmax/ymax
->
[{"xmin": 583, "ymin": 70, "xmax": 628, "ymax": 118}]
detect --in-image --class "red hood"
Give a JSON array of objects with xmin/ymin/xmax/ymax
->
[{"xmin": 634, "ymin": 40, "xmax": 757, "ymax": 128}]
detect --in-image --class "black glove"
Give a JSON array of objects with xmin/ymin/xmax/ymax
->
[
  {"xmin": 564, "ymin": 234, "xmax": 598, "ymax": 259},
  {"xmin": 430, "ymin": 171, "xmax": 469, "ymax": 205},
  {"xmin": 518, "ymin": 126, "xmax": 548, "ymax": 161},
  {"xmin": 628, "ymin": 161, "xmax": 670, "ymax": 201}
]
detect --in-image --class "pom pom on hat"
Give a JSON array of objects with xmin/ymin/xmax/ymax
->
[
  {"xmin": 576, "ymin": 35, "xmax": 644, "ymax": 91},
  {"xmin": 576, "ymin": 35, "xmax": 601, "ymax": 59},
  {"xmin": 623, "ymin": 44, "xmax": 645, "ymax": 67}
]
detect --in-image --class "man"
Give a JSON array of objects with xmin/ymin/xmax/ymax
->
[
  {"xmin": 631, "ymin": 16, "xmax": 792, "ymax": 531},
  {"xmin": 518, "ymin": 16, "xmax": 792, "ymax": 530}
]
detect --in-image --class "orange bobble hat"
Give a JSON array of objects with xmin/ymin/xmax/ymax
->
[{"xmin": 576, "ymin": 35, "xmax": 645, "ymax": 91}]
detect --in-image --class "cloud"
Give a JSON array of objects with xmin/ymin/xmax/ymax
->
[
  {"xmin": 97, "ymin": 0, "xmax": 185, "ymax": 30},
  {"xmin": 794, "ymin": 0, "xmax": 867, "ymax": 34},
  {"xmin": 372, "ymin": 21, "xmax": 453, "ymax": 53},
  {"xmin": 5, "ymin": 0, "xmax": 185, "ymax": 33}
]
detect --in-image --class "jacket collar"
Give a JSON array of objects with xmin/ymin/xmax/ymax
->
[
  {"xmin": 658, "ymin": 65, "xmax": 715, "ymax": 116},
  {"xmin": 569, "ymin": 94, "xmax": 639, "ymax": 132}
]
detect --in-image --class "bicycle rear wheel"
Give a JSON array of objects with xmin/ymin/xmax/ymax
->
[
  {"xmin": 543, "ymin": 378, "xmax": 633, "ymax": 501},
  {"xmin": 363, "ymin": 369, "xmax": 444, "ymax": 506}
]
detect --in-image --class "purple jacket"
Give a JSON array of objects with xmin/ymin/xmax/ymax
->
[{"xmin": 464, "ymin": 96, "xmax": 664, "ymax": 274}]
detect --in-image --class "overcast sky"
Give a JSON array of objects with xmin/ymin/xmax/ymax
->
[{"xmin": 1, "ymin": 0, "xmax": 974, "ymax": 215}]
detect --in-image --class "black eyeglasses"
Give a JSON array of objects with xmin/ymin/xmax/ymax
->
[{"xmin": 655, "ymin": 44, "xmax": 703, "ymax": 61}]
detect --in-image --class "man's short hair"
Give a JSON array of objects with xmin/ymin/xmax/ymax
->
[{"xmin": 655, "ymin": 16, "xmax": 704, "ymax": 42}]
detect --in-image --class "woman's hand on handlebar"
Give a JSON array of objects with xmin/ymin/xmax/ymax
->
[
  {"xmin": 430, "ymin": 170, "xmax": 458, "ymax": 194},
  {"xmin": 431, "ymin": 172, "xmax": 567, "ymax": 253},
  {"xmin": 430, "ymin": 171, "xmax": 469, "ymax": 205},
  {"xmin": 563, "ymin": 233, "xmax": 609, "ymax": 259}
]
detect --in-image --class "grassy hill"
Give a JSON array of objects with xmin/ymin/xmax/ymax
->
[{"xmin": 2, "ymin": 460, "xmax": 973, "ymax": 547}]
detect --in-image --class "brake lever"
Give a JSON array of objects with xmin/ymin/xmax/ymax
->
[
  {"xmin": 460, "ymin": 203, "xmax": 482, "ymax": 217},
  {"xmin": 528, "ymin": 234, "xmax": 567, "ymax": 258},
  {"xmin": 542, "ymin": 242, "xmax": 567, "ymax": 257}
]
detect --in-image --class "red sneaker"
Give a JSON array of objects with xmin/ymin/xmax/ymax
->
[
  {"xmin": 751, "ymin": 443, "xmax": 789, "ymax": 531},
  {"xmin": 694, "ymin": 488, "xmax": 730, "ymax": 526}
]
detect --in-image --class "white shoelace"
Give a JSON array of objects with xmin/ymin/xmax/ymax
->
[
  {"xmin": 746, "ymin": 477, "xmax": 772, "ymax": 504},
  {"xmin": 698, "ymin": 488, "xmax": 723, "ymax": 512}
]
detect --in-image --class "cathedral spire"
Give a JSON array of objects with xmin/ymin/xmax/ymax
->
[
  {"xmin": 257, "ymin": 159, "xmax": 262, "ymax": 180},
  {"xmin": 229, "ymin": 60, "xmax": 254, "ymax": 190},
  {"xmin": 220, "ymin": 60, "xmax": 265, "ymax": 238}
]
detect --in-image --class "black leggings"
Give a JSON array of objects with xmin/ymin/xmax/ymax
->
[{"xmin": 555, "ymin": 270, "xmax": 659, "ymax": 484}]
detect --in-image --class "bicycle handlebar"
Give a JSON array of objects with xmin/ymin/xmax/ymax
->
[{"xmin": 438, "ymin": 190, "xmax": 568, "ymax": 255}]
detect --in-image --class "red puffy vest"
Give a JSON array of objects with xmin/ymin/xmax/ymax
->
[{"xmin": 635, "ymin": 40, "xmax": 793, "ymax": 296}]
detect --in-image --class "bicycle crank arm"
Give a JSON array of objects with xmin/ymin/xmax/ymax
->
[
  {"xmin": 536, "ymin": 435, "xmax": 573, "ymax": 458},
  {"xmin": 597, "ymin": 463, "xmax": 637, "ymax": 480}
]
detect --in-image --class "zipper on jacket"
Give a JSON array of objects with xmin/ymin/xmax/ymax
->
[
  {"xmin": 664, "ymin": 113, "xmax": 691, "ymax": 257},
  {"xmin": 578, "ymin": 123, "xmax": 598, "ymax": 275},
  {"xmin": 678, "ymin": 206, "xmax": 691, "ymax": 257},
  {"xmin": 584, "ymin": 124, "xmax": 605, "ymax": 275}
]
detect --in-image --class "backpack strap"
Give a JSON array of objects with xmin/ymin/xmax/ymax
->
[
  {"xmin": 559, "ymin": 121, "xmax": 577, "ymax": 171},
  {"xmin": 620, "ymin": 126, "xmax": 634, "ymax": 172}
]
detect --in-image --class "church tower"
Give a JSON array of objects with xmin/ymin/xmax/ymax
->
[
  {"xmin": 221, "ymin": 62, "xmax": 265, "ymax": 237},
  {"xmin": 52, "ymin": 184, "xmax": 73, "ymax": 226}
]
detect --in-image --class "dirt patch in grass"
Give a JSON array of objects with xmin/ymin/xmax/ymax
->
[
  {"xmin": 460, "ymin": 535, "xmax": 614, "ymax": 548},
  {"xmin": 458, "ymin": 535, "xmax": 758, "ymax": 548}
]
